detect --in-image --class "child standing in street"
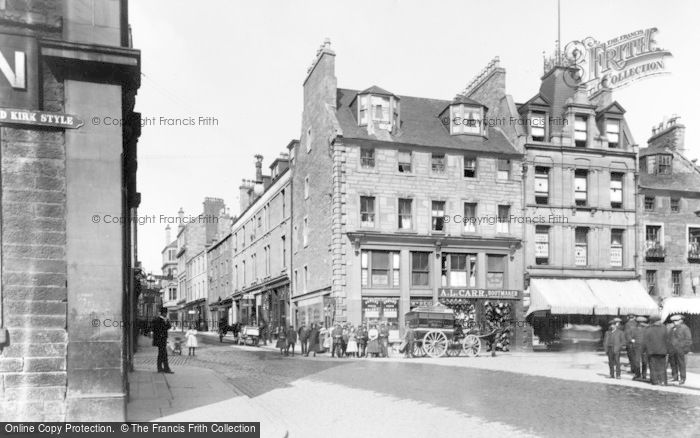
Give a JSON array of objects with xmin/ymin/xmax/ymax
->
[{"xmin": 185, "ymin": 323, "xmax": 199, "ymax": 356}]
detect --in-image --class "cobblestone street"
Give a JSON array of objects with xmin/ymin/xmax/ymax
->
[{"xmin": 128, "ymin": 336, "xmax": 700, "ymax": 438}]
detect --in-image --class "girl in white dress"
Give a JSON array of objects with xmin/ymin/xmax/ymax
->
[
  {"xmin": 185, "ymin": 324, "xmax": 199, "ymax": 356},
  {"xmin": 345, "ymin": 327, "xmax": 359, "ymax": 357}
]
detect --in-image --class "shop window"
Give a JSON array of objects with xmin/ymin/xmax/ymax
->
[
  {"xmin": 644, "ymin": 196, "xmax": 655, "ymax": 211},
  {"xmin": 361, "ymin": 147, "xmax": 375, "ymax": 168},
  {"xmin": 497, "ymin": 205, "xmax": 510, "ymax": 233},
  {"xmin": 463, "ymin": 202, "xmax": 477, "ymax": 233},
  {"xmin": 610, "ymin": 172, "xmax": 623, "ymax": 209},
  {"xmin": 610, "ymin": 229, "xmax": 623, "ymax": 267},
  {"xmin": 360, "ymin": 196, "xmax": 375, "ymax": 228},
  {"xmin": 411, "ymin": 252, "xmax": 431, "ymax": 287},
  {"xmin": 535, "ymin": 166, "xmax": 550, "ymax": 205},
  {"xmin": 441, "ymin": 253, "xmax": 477, "ymax": 287},
  {"xmin": 606, "ymin": 120, "xmax": 620, "ymax": 148},
  {"xmin": 398, "ymin": 198, "xmax": 412, "ymax": 230},
  {"xmin": 574, "ymin": 116, "xmax": 587, "ymax": 147},
  {"xmin": 361, "ymin": 250, "xmax": 400, "ymax": 288},
  {"xmin": 535, "ymin": 225, "xmax": 549, "ymax": 265},
  {"xmin": 431, "ymin": 153, "xmax": 446, "ymax": 174},
  {"xmin": 464, "ymin": 156, "xmax": 477, "ymax": 178},
  {"xmin": 575, "ymin": 227, "xmax": 588, "ymax": 266},
  {"xmin": 432, "ymin": 201, "xmax": 445, "ymax": 231},
  {"xmin": 671, "ymin": 198, "xmax": 680, "ymax": 213},
  {"xmin": 398, "ymin": 151, "xmax": 412, "ymax": 173},
  {"xmin": 530, "ymin": 112, "xmax": 546, "ymax": 141},
  {"xmin": 487, "ymin": 255, "xmax": 506, "ymax": 289},
  {"xmin": 574, "ymin": 169, "xmax": 588, "ymax": 206},
  {"xmin": 688, "ymin": 228, "xmax": 700, "ymax": 261},
  {"xmin": 497, "ymin": 159, "xmax": 510, "ymax": 180},
  {"xmin": 672, "ymin": 271, "xmax": 682, "ymax": 296}
]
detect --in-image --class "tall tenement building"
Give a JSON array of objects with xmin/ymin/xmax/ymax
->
[
  {"xmin": 522, "ymin": 62, "xmax": 657, "ymax": 348},
  {"xmin": 639, "ymin": 117, "xmax": 700, "ymax": 351},
  {"xmin": 291, "ymin": 41, "xmax": 527, "ymax": 349},
  {"xmin": 0, "ymin": 0, "xmax": 140, "ymax": 421}
]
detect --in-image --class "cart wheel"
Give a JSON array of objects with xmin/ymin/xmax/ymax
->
[
  {"xmin": 423, "ymin": 330, "xmax": 448, "ymax": 358},
  {"xmin": 413, "ymin": 342, "xmax": 426, "ymax": 357},
  {"xmin": 462, "ymin": 334, "xmax": 481, "ymax": 357}
]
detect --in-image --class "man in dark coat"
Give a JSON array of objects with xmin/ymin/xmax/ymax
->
[
  {"xmin": 152, "ymin": 307, "xmax": 173, "ymax": 374},
  {"xmin": 623, "ymin": 314, "xmax": 639, "ymax": 377},
  {"xmin": 669, "ymin": 314, "xmax": 692, "ymax": 384},
  {"xmin": 643, "ymin": 315, "xmax": 669, "ymax": 385},
  {"xmin": 331, "ymin": 323, "xmax": 343, "ymax": 358},
  {"xmin": 603, "ymin": 318, "xmax": 625, "ymax": 379},
  {"xmin": 298, "ymin": 323, "xmax": 309, "ymax": 356},
  {"xmin": 308, "ymin": 323, "xmax": 320, "ymax": 357},
  {"xmin": 356, "ymin": 323, "xmax": 368, "ymax": 358},
  {"xmin": 403, "ymin": 323, "xmax": 415, "ymax": 359}
]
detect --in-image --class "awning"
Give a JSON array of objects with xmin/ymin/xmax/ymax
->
[
  {"xmin": 661, "ymin": 297, "xmax": 700, "ymax": 320},
  {"xmin": 526, "ymin": 279, "xmax": 600, "ymax": 316},
  {"xmin": 526, "ymin": 279, "xmax": 659, "ymax": 317},
  {"xmin": 587, "ymin": 279, "xmax": 658, "ymax": 316}
]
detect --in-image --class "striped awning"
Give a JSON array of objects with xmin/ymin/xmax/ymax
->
[
  {"xmin": 661, "ymin": 297, "xmax": 700, "ymax": 320},
  {"xmin": 526, "ymin": 279, "xmax": 659, "ymax": 317}
]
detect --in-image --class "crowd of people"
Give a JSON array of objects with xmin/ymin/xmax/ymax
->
[{"xmin": 603, "ymin": 313, "xmax": 693, "ymax": 385}]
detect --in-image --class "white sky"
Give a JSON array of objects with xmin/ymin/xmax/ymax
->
[{"xmin": 130, "ymin": 0, "xmax": 700, "ymax": 274}]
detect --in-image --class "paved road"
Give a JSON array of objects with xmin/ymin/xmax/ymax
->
[{"xmin": 166, "ymin": 340, "xmax": 700, "ymax": 438}]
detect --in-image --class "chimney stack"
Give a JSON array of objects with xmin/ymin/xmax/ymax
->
[
  {"xmin": 177, "ymin": 207, "xmax": 185, "ymax": 232},
  {"xmin": 165, "ymin": 224, "xmax": 171, "ymax": 245},
  {"xmin": 648, "ymin": 115, "xmax": 685, "ymax": 154}
]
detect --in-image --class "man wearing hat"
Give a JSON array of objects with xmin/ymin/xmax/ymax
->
[
  {"xmin": 603, "ymin": 318, "xmax": 625, "ymax": 379},
  {"xmin": 668, "ymin": 314, "xmax": 692, "ymax": 384},
  {"xmin": 624, "ymin": 314, "xmax": 639, "ymax": 378},
  {"xmin": 643, "ymin": 315, "xmax": 668, "ymax": 385},
  {"xmin": 632, "ymin": 316, "xmax": 649, "ymax": 380},
  {"xmin": 152, "ymin": 307, "xmax": 174, "ymax": 374}
]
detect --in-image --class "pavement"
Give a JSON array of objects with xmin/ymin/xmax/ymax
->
[{"xmin": 127, "ymin": 333, "xmax": 700, "ymax": 437}]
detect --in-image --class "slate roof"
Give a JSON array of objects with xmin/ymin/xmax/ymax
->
[
  {"xmin": 359, "ymin": 85, "xmax": 396, "ymax": 97},
  {"xmin": 335, "ymin": 88, "xmax": 520, "ymax": 155}
]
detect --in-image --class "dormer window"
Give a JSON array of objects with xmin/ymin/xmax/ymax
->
[
  {"xmin": 530, "ymin": 112, "xmax": 546, "ymax": 141},
  {"xmin": 356, "ymin": 87, "xmax": 400, "ymax": 131},
  {"xmin": 606, "ymin": 120, "xmax": 620, "ymax": 148},
  {"xmin": 450, "ymin": 104, "xmax": 483, "ymax": 135}
]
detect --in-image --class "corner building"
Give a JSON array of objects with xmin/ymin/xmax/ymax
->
[
  {"xmin": 0, "ymin": 0, "xmax": 140, "ymax": 421},
  {"xmin": 292, "ymin": 42, "xmax": 526, "ymax": 349}
]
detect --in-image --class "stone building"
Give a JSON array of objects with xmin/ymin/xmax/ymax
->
[
  {"xmin": 522, "ymin": 61, "xmax": 657, "ymax": 349},
  {"xmin": 231, "ymin": 154, "xmax": 292, "ymax": 333},
  {"xmin": 0, "ymin": 0, "xmax": 140, "ymax": 421},
  {"xmin": 207, "ymin": 231, "xmax": 233, "ymax": 329},
  {"xmin": 291, "ymin": 41, "xmax": 526, "ymax": 349},
  {"xmin": 639, "ymin": 117, "xmax": 700, "ymax": 352},
  {"xmin": 159, "ymin": 225, "xmax": 178, "ymax": 313}
]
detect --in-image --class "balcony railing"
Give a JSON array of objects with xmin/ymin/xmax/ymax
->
[{"xmin": 645, "ymin": 241, "xmax": 665, "ymax": 261}]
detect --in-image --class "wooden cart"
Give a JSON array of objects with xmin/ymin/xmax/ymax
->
[
  {"xmin": 237, "ymin": 325, "xmax": 260, "ymax": 346},
  {"xmin": 406, "ymin": 305, "xmax": 482, "ymax": 358}
]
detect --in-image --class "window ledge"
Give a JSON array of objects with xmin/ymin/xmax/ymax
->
[{"xmin": 396, "ymin": 172, "xmax": 416, "ymax": 177}]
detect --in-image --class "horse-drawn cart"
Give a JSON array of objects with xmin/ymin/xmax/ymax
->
[
  {"xmin": 237, "ymin": 325, "xmax": 260, "ymax": 346},
  {"xmin": 406, "ymin": 304, "xmax": 485, "ymax": 358}
]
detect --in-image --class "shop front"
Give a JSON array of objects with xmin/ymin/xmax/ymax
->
[
  {"xmin": 438, "ymin": 288, "xmax": 520, "ymax": 352},
  {"xmin": 525, "ymin": 278, "xmax": 658, "ymax": 351},
  {"xmin": 361, "ymin": 297, "xmax": 400, "ymax": 342}
]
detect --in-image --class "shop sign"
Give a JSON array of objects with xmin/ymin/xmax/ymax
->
[
  {"xmin": 410, "ymin": 298, "xmax": 433, "ymax": 309},
  {"xmin": 0, "ymin": 107, "xmax": 83, "ymax": 129},
  {"xmin": 383, "ymin": 299, "xmax": 398, "ymax": 318},
  {"xmin": 1, "ymin": 33, "xmax": 38, "ymax": 108},
  {"xmin": 438, "ymin": 288, "xmax": 519, "ymax": 300},
  {"xmin": 362, "ymin": 298, "xmax": 381, "ymax": 318},
  {"xmin": 242, "ymin": 293, "xmax": 254, "ymax": 300}
]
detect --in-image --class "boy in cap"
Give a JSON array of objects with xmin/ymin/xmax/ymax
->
[
  {"xmin": 603, "ymin": 318, "xmax": 625, "ymax": 379},
  {"xmin": 669, "ymin": 314, "xmax": 692, "ymax": 384}
]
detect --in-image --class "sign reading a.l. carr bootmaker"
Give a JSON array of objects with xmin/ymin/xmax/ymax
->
[{"xmin": 438, "ymin": 288, "xmax": 520, "ymax": 300}]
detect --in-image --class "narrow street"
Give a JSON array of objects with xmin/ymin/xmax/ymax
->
[{"xmin": 129, "ymin": 337, "xmax": 700, "ymax": 438}]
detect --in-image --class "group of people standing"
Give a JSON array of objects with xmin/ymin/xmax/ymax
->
[
  {"xmin": 282, "ymin": 321, "xmax": 394, "ymax": 358},
  {"xmin": 603, "ymin": 313, "xmax": 693, "ymax": 385}
]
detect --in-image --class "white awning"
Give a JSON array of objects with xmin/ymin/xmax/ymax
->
[
  {"xmin": 526, "ymin": 279, "xmax": 600, "ymax": 317},
  {"xmin": 586, "ymin": 279, "xmax": 659, "ymax": 316},
  {"xmin": 661, "ymin": 297, "xmax": 700, "ymax": 320},
  {"xmin": 526, "ymin": 279, "xmax": 659, "ymax": 317}
]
